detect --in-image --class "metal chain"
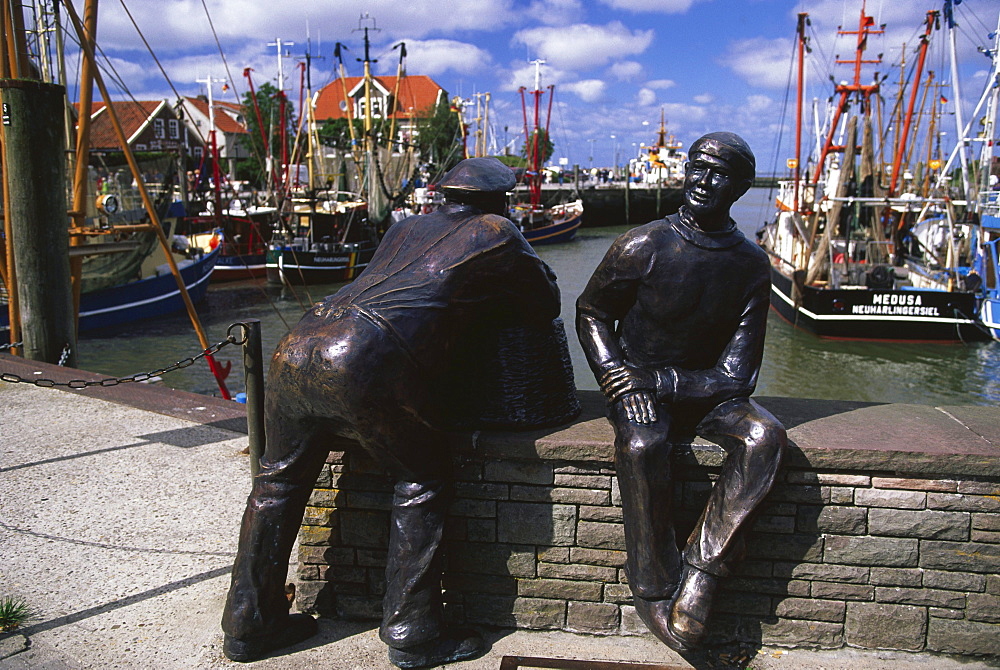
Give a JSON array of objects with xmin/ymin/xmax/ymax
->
[
  {"xmin": 0, "ymin": 323, "xmax": 251, "ymax": 390},
  {"xmin": 0, "ymin": 341, "xmax": 23, "ymax": 351}
]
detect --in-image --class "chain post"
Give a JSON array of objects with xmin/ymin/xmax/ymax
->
[{"xmin": 240, "ymin": 319, "xmax": 266, "ymax": 478}]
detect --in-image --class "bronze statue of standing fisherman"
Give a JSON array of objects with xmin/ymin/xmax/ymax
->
[
  {"xmin": 577, "ymin": 132, "xmax": 787, "ymax": 651},
  {"xmin": 222, "ymin": 157, "xmax": 571, "ymax": 667}
]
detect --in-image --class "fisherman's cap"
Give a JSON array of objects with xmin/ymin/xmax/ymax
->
[
  {"xmin": 438, "ymin": 156, "xmax": 516, "ymax": 194},
  {"xmin": 689, "ymin": 131, "xmax": 755, "ymax": 182}
]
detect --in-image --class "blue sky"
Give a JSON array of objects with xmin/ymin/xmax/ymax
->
[{"xmin": 78, "ymin": 0, "xmax": 999, "ymax": 174}]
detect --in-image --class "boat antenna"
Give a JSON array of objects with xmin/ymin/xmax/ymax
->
[{"xmin": 354, "ymin": 13, "xmax": 380, "ymax": 211}]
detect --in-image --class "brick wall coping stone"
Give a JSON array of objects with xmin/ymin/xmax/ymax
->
[
  {"xmin": 8, "ymin": 353, "xmax": 997, "ymax": 478},
  {"xmin": 459, "ymin": 391, "xmax": 1000, "ymax": 478}
]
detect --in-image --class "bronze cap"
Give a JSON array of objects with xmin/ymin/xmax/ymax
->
[{"xmin": 438, "ymin": 157, "xmax": 516, "ymax": 193}]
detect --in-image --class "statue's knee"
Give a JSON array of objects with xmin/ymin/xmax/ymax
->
[
  {"xmin": 617, "ymin": 431, "xmax": 669, "ymax": 465},
  {"xmin": 746, "ymin": 420, "xmax": 787, "ymax": 461}
]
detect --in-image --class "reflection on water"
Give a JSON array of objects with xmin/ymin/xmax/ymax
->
[{"xmin": 75, "ymin": 188, "xmax": 1000, "ymax": 406}]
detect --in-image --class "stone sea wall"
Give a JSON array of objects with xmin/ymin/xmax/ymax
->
[{"xmin": 295, "ymin": 392, "xmax": 1000, "ymax": 658}]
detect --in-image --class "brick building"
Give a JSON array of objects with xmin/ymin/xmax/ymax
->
[{"xmin": 312, "ymin": 74, "xmax": 448, "ymax": 145}]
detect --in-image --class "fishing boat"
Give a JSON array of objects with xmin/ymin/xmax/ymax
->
[
  {"xmin": 2, "ymin": 226, "xmax": 220, "ymax": 344},
  {"xmin": 629, "ymin": 109, "xmax": 687, "ymax": 189},
  {"xmin": 976, "ymin": 207, "xmax": 1000, "ymax": 339},
  {"xmin": 75, "ymin": 235, "xmax": 219, "ymax": 334},
  {"xmin": 757, "ymin": 7, "xmax": 986, "ymax": 342},
  {"xmin": 510, "ymin": 60, "xmax": 583, "ymax": 246},
  {"xmin": 184, "ymin": 208, "xmax": 274, "ymax": 281},
  {"xmin": 265, "ymin": 198, "xmax": 377, "ymax": 285},
  {"xmin": 178, "ymin": 83, "xmax": 276, "ymax": 282},
  {"xmin": 963, "ymin": 11, "xmax": 1000, "ymax": 341},
  {"xmin": 264, "ymin": 19, "xmax": 398, "ymax": 285}
]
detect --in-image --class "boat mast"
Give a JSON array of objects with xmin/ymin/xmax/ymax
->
[
  {"xmin": 887, "ymin": 10, "xmax": 938, "ymax": 198},
  {"xmin": 333, "ymin": 42, "xmax": 362, "ymax": 182},
  {"xmin": 945, "ymin": 1, "xmax": 971, "ymax": 202},
  {"xmin": 355, "ymin": 14, "xmax": 377, "ymax": 204},
  {"xmin": 197, "ymin": 75, "xmax": 226, "ymax": 226},
  {"xmin": 977, "ymin": 14, "xmax": 1000, "ymax": 203},
  {"xmin": 519, "ymin": 59, "xmax": 552, "ymax": 210},
  {"xmin": 266, "ymin": 37, "xmax": 293, "ymax": 197},
  {"xmin": 812, "ymin": 3, "xmax": 883, "ymax": 185},
  {"xmin": 69, "ymin": 0, "xmax": 98, "ymax": 328},
  {"xmin": 388, "ymin": 41, "xmax": 406, "ymax": 155},
  {"xmin": 298, "ymin": 37, "xmax": 323, "ymax": 192},
  {"xmin": 794, "ymin": 12, "xmax": 808, "ymax": 214}
]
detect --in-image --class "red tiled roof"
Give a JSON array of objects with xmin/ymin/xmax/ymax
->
[
  {"xmin": 313, "ymin": 74, "xmax": 446, "ymax": 121},
  {"xmin": 183, "ymin": 96, "xmax": 248, "ymax": 135},
  {"xmin": 83, "ymin": 100, "xmax": 165, "ymax": 150}
]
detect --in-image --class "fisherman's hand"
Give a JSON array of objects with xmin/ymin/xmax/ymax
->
[
  {"xmin": 599, "ymin": 364, "xmax": 657, "ymax": 403},
  {"xmin": 619, "ymin": 391, "xmax": 658, "ymax": 424}
]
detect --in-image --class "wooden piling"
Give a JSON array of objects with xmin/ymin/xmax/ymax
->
[{"xmin": 0, "ymin": 79, "xmax": 76, "ymax": 365}]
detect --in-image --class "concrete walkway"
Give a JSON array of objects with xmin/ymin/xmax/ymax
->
[{"xmin": 0, "ymin": 356, "xmax": 995, "ymax": 669}]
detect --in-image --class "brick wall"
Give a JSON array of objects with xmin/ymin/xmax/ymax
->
[{"xmin": 295, "ymin": 394, "xmax": 1000, "ymax": 658}]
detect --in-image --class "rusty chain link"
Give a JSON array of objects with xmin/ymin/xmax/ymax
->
[{"xmin": 0, "ymin": 322, "xmax": 251, "ymax": 389}]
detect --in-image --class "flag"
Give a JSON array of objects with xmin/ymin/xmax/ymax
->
[
  {"xmin": 941, "ymin": 95, "xmax": 948, "ymax": 105},
  {"xmin": 222, "ymin": 83, "xmax": 229, "ymax": 92}
]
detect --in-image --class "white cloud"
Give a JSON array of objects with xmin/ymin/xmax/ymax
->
[
  {"xmin": 598, "ymin": 0, "xmax": 696, "ymax": 13},
  {"xmin": 720, "ymin": 37, "xmax": 794, "ymax": 89},
  {"xmin": 386, "ymin": 40, "xmax": 492, "ymax": 77},
  {"xmin": 645, "ymin": 79, "xmax": 675, "ymax": 90},
  {"xmin": 636, "ymin": 88, "xmax": 657, "ymax": 106},
  {"xmin": 512, "ymin": 22, "xmax": 655, "ymax": 71},
  {"xmin": 563, "ymin": 80, "xmax": 608, "ymax": 102},
  {"xmin": 526, "ymin": 0, "xmax": 584, "ymax": 25},
  {"xmin": 93, "ymin": 0, "xmax": 518, "ymax": 55},
  {"xmin": 745, "ymin": 94, "xmax": 772, "ymax": 114},
  {"xmin": 693, "ymin": 93, "xmax": 714, "ymax": 104},
  {"xmin": 609, "ymin": 61, "xmax": 644, "ymax": 82}
]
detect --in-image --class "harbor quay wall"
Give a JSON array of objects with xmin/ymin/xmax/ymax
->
[{"xmin": 295, "ymin": 391, "xmax": 1000, "ymax": 658}]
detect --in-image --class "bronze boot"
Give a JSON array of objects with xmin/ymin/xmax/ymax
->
[
  {"xmin": 665, "ymin": 564, "xmax": 718, "ymax": 651},
  {"xmin": 633, "ymin": 596, "xmax": 674, "ymax": 646},
  {"xmin": 223, "ymin": 613, "xmax": 318, "ymax": 662},
  {"xmin": 387, "ymin": 627, "xmax": 485, "ymax": 669}
]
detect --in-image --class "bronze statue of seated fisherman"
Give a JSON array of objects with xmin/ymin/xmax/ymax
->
[{"xmin": 576, "ymin": 132, "xmax": 787, "ymax": 651}]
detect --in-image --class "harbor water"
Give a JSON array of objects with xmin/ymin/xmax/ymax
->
[{"xmin": 75, "ymin": 188, "xmax": 1000, "ymax": 406}]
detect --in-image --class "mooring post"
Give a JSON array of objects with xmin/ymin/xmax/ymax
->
[
  {"xmin": 241, "ymin": 319, "xmax": 265, "ymax": 477},
  {"xmin": 0, "ymin": 79, "xmax": 76, "ymax": 366},
  {"xmin": 624, "ymin": 163, "xmax": 632, "ymax": 226}
]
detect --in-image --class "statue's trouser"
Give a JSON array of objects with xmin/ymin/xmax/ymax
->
[
  {"xmin": 222, "ymin": 310, "xmax": 453, "ymax": 650},
  {"xmin": 612, "ymin": 397, "xmax": 786, "ymax": 599}
]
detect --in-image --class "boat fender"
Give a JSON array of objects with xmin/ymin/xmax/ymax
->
[{"xmin": 963, "ymin": 271, "xmax": 983, "ymax": 292}]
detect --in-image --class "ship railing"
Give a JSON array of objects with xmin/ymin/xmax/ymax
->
[{"xmin": 825, "ymin": 195, "xmax": 948, "ymax": 211}]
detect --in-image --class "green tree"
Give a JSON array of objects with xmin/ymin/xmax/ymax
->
[
  {"xmin": 234, "ymin": 82, "xmax": 297, "ymax": 188},
  {"xmin": 522, "ymin": 128, "xmax": 554, "ymax": 167},
  {"xmin": 413, "ymin": 98, "xmax": 464, "ymax": 176}
]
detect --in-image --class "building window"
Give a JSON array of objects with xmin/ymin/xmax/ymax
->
[
  {"xmin": 355, "ymin": 97, "xmax": 384, "ymax": 119},
  {"xmin": 135, "ymin": 143, "xmax": 147, "ymax": 151},
  {"xmin": 168, "ymin": 119, "xmax": 179, "ymax": 139},
  {"xmin": 154, "ymin": 118, "xmax": 165, "ymax": 138},
  {"xmin": 193, "ymin": 146, "xmax": 203, "ymax": 158},
  {"xmin": 149, "ymin": 140, "xmax": 162, "ymax": 150}
]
